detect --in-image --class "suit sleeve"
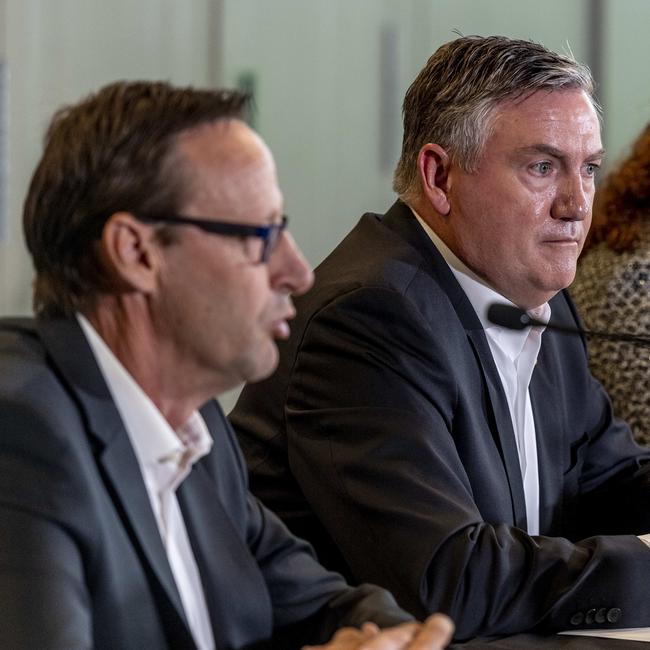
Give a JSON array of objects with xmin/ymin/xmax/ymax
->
[
  {"xmin": 281, "ymin": 286, "xmax": 650, "ymax": 639},
  {"xmin": 245, "ymin": 495, "xmax": 413, "ymax": 646},
  {"xmin": 0, "ymin": 400, "xmax": 92, "ymax": 649},
  {"xmin": 206, "ymin": 402, "xmax": 414, "ymax": 647},
  {"xmin": 558, "ymin": 289, "xmax": 650, "ymax": 539}
]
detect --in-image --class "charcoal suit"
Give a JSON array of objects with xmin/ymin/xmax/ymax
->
[{"xmin": 231, "ymin": 200, "xmax": 650, "ymax": 639}]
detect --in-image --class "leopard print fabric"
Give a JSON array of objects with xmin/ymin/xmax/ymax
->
[{"xmin": 571, "ymin": 227, "xmax": 650, "ymax": 447}]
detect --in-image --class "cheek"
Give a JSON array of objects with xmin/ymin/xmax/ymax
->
[
  {"xmin": 582, "ymin": 212, "xmax": 593, "ymax": 238},
  {"xmin": 233, "ymin": 273, "xmax": 274, "ymax": 325}
]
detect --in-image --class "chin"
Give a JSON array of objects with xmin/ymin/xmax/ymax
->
[
  {"xmin": 549, "ymin": 275, "xmax": 576, "ymax": 294},
  {"xmin": 533, "ymin": 267, "xmax": 576, "ymax": 297},
  {"xmin": 244, "ymin": 347, "xmax": 279, "ymax": 385}
]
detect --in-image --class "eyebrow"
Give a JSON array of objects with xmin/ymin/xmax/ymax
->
[
  {"xmin": 515, "ymin": 144, "xmax": 606, "ymax": 161},
  {"xmin": 267, "ymin": 211, "xmax": 285, "ymax": 225}
]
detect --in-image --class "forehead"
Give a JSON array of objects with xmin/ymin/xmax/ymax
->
[
  {"xmin": 485, "ymin": 88, "xmax": 602, "ymax": 156},
  {"xmin": 175, "ymin": 119, "xmax": 282, "ymax": 218}
]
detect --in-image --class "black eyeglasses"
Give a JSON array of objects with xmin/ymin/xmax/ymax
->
[{"xmin": 133, "ymin": 212, "xmax": 288, "ymax": 263}]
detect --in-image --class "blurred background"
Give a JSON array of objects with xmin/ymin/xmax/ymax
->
[{"xmin": 0, "ymin": 0, "xmax": 648, "ymax": 407}]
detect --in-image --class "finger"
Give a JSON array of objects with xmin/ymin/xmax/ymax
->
[
  {"xmin": 361, "ymin": 621, "xmax": 381, "ymax": 636},
  {"xmin": 407, "ymin": 614, "xmax": 454, "ymax": 650},
  {"xmin": 302, "ymin": 626, "xmax": 365, "ymax": 650},
  {"xmin": 357, "ymin": 622, "xmax": 420, "ymax": 649}
]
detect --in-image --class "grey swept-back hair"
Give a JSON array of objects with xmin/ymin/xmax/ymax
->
[{"xmin": 393, "ymin": 35, "xmax": 599, "ymax": 203}]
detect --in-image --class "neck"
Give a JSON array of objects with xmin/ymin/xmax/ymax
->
[
  {"xmin": 408, "ymin": 196, "xmax": 465, "ymax": 260},
  {"xmin": 83, "ymin": 295, "xmax": 221, "ymax": 429}
]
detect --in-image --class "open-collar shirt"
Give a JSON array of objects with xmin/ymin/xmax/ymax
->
[
  {"xmin": 77, "ymin": 314, "xmax": 215, "ymax": 650},
  {"xmin": 412, "ymin": 210, "xmax": 550, "ymax": 535}
]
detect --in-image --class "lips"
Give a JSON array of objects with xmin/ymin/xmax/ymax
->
[
  {"xmin": 270, "ymin": 309, "xmax": 295, "ymax": 340},
  {"xmin": 271, "ymin": 319, "xmax": 291, "ymax": 339},
  {"xmin": 541, "ymin": 223, "xmax": 583, "ymax": 244}
]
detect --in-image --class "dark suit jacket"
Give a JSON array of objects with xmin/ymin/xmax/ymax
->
[
  {"xmin": 231, "ymin": 200, "xmax": 650, "ymax": 640},
  {"xmin": 0, "ymin": 316, "xmax": 411, "ymax": 649}
]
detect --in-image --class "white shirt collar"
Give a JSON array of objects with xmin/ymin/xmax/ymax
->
[
  {"xmin": 77, "ymin": 314, "xmax": 216, "ymax": 650},
  {"xmin": 76, "ymin": 314, "xmax": 212, "ymax": 479},
  {"xmin": 410, "ymin": 208, "xmax": 547, "ymax": 534}
]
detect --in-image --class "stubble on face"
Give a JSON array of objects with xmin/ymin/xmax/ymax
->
[{"xmin": 444, "ymin": 88, "xmax": 603, "ymax": 309}]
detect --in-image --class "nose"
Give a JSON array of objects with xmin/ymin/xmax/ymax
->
[
  {"xmin": 268, "ymin": 230, "xmax": 314, "ymax": 296},
  {"xmin": 551, "ymin": 172, "xmax": 592, "ymax": 221}
]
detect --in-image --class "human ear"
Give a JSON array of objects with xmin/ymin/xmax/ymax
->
[
  {"xmin": 98, "ymin": 212, "xmax": 159, "ymax": 293},
  {"xmin": 417, "ymin": 144, "xmax": 452, "ymax": 215}
]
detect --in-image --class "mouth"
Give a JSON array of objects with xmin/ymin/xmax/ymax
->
[
  {"xmin": 542, "ymin": 224, "xmax": 583, "ymax": 246},
  {"xmin": 541, "ymin": 237, "xmax": 580, "ymax": 246},
  {"xmin": 270, "ymin": 309, "xmax": 295, "ymax": 340}
]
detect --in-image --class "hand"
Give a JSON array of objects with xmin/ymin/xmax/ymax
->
[{"xmin": 303, "ymin": 613, "xmax": 454, "ymax": 650}]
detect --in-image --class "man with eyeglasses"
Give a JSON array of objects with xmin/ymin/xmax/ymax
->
[{"xmin": 0, "ymin": 81, "xmax": 452, "ymax": 649}]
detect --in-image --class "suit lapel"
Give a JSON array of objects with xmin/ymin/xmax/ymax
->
[
  {"xmin": 36, "ymin": 317, "xmax": 193, "ymax": 639},
  {"xmin": 530, "ymin": 295, "xmax": 570, "ymax": 534},
  {"xmin": 466, "ymin": 330, "xmax": 528, "ymax": 529},
  {"xmin": 176, "ymin": 403, "xmax": 273, "ymax": 648},
  {"xmin": 177, "ymin": 464, "xmax": 271, "ymax": 648},
  {"xmin": 382, "ymin": 201, "xmax": 528, "ymax": 529}
]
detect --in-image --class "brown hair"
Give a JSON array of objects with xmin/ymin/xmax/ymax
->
[
  {"xmin": 584, "ymin": 122, "xmax": 650, "ymax": 253},
  {"xmin": 23, "ymin": 80, "xmax": 249, "ymax": 317},
  {"xmin": 393, "ymin": 35, "xmax": 598, "ymax": 203}
]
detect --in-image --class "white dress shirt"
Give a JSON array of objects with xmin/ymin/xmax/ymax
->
[
  {"xmin": 78, "ymin": 314, "xmax": 215, "ymax": 650},
  {"xmin": 412, "ymin": 212, "xmax": 650, "ymax": 550},
  {"xmin": 413, "ymin": 212, "xmax": 547, "ymax": 534}
]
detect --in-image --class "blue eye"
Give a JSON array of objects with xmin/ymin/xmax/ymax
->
[
  {"xmin": 533, "ymin": 162, "xmax": 552, "ymax": 174},
  {"xmin": 585, "ymin": 163, "xmax": 600, "ymax": 176}
]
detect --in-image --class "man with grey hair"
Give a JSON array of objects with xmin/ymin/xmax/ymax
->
[{"xmin": 231, "ymin": 35, "xmax": 650, "ymax": 639}]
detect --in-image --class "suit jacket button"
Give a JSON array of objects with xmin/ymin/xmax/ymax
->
[
  {"xmin": 607, "ymin": 608, "xmax": 622, "ymax": 623},
  {"xmin": 595, "ymin": 608, "xmax": 607, "ymax": 624},
  {"xmin": 570, "ymin": 612, "xmax": 584, "ymax": 626},
  {"xmin": 585, "ymin": 608, "xmax": 596, "ymax": 624}
]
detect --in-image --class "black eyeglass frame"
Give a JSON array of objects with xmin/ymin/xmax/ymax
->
[{"xmin": 133, "ymin": 212, "xmax": 288, "ymax": 263}]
